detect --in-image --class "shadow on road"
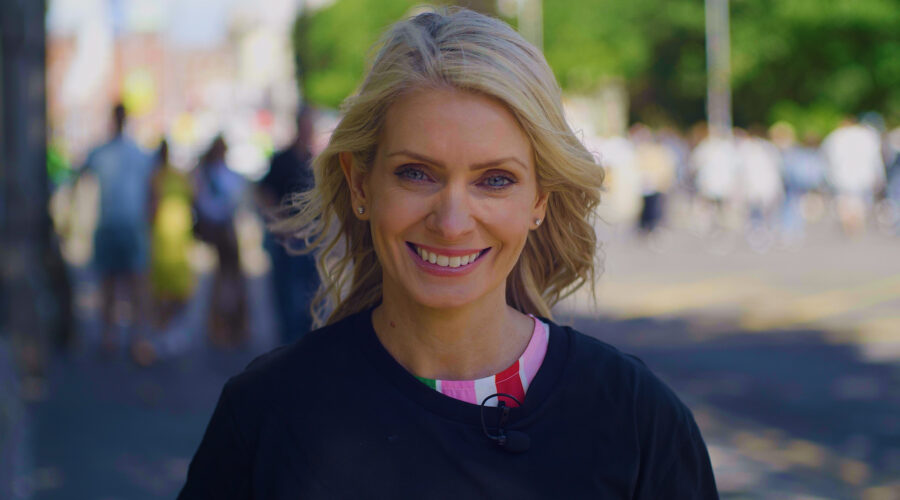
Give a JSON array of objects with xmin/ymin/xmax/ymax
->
[{"xmin": 567, "ymin": 313, "xmax": 900, "ymax": 498}]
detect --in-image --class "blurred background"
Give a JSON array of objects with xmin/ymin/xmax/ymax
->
[{"xmin": 0, "ymin": 0, "xmax": 898, "ymax": 498}]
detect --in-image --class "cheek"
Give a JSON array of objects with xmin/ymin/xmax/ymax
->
[
  {"xmin": 475, "ymin": 197, "xmax": 534, "ymax": 243},
  {"xmin": 368, "ymin": 186, "xmax": 427, "ymax": 249}
]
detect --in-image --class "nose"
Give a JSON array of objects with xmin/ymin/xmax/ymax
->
[{"xmin": 426, "ymin": 182, "xmax": 475, "ymax": 241}]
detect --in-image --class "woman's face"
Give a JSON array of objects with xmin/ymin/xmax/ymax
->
[{"xmin": 342, "ymin": 88, "xmax": 547, "ymax": 312}]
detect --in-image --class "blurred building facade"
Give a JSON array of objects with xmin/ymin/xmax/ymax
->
[{"xmin": 46, "ymin": 0, "xmax": 302, "ymax": 177}]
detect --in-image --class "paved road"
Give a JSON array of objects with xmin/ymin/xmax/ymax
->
[
  {"xmin": 558, "ymin": 215, "xmax": 900, "ymax": 498},
  {"xmin": 23, "ymin": 217, "xmax": 900, "ymax": 499}
]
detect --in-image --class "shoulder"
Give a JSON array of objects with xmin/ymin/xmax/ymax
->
[
  {"xmin": 270, "ymin": 148, "xmax": 293, "ymax": 165},
  {"xmin": 551, "ymin": 322, "xmax": 718, "ymax": 497},
  {"xmin": 222, "ymin": 314, "xmax": 361, "ymax": 402},
  {"xmin": 85, "ymin": 141, "xmax": 113, "ymax": 162},
  {"xmin": 260, "ymin": 149, "xmax": 290, "ymax": 184},
  {"xmin": 550, "ymin": 321, "xmax": 698, "ymax": 434}
]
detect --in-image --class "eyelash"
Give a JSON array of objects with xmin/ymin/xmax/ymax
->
[
  {"xmin": 395, "ymin": 165, "xmax": 431, "ymax": 182},
  {"xmin": 480, "ymin": 173, "xmax": 516, "ymax": 190},
  {"xmin": 394, "ymin": 165, "xmax": 517, "ymax": 191}
]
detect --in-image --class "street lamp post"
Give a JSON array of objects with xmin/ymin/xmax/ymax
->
[{"xmin": 705, "ymin": 0, "xmax": 732, "ymax": 139}]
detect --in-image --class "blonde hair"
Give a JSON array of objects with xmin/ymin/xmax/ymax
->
[{"xmin": 277, "ymin": 7, "xmax": 604, "ymax": 326}]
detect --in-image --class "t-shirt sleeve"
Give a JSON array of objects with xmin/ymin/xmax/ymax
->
[
  {"xmin": 178, "ymin": 380, "xmax": 253, "ymax": 499},
  {"xmin": 629, "ymin": 359, "xmax": 719, "ymax": 499},
  {"xmin": 634, "ymin": 414, "xmax": 718, "ymax": 499}
]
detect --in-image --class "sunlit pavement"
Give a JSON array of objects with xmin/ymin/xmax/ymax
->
[{"xmin": 24, "ymin": 210, "xmax": 900, "ymax": 499}]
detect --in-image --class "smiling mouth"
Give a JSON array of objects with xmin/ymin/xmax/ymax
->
[{"xmin": 407, "ymin": 243, "xmax": 489, "ymax": 268}]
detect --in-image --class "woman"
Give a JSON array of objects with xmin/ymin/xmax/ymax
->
[
  {"xmin": 193, "ymin": 135, "xmax": 248, "ymax": 348},
  {"xmin": 148, "ymin": 139, "xmax": 196, "ymax": 327},
  {"xmin": 181, "ymin": 8, "xmax": 717, "ymax": 498}
]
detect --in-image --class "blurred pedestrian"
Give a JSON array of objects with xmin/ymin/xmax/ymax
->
[
  {"xmin": 689, "ymin": 129, "xmax": 739, "ymax": 234},
  {"xmin": 148, "ymin": 139, "xmax": 196, "ymax": 327},
  {"xmin": 193, "ymin": 135, "xmax": 248, "ymax": 348},
  {"xmin": 257, "ymin": 105, "xmax": 320, "ymax": 345},
  {"xmin": 883, "ymin": 127, "xmax": 900, "ymax": 234},
  {"xmin": 657, "ymin": 126, "xmax": 692, "ymax": 195},
  {"xmin": 772, "ymin": 123, "xmax": 826, "ymax": 244},
  {"xmin": 736, "ymin": 127, "xmax": 783, "ymax": 250},
  {"xmin": 632, "ymin": 125, "xmax": 676, "ymax": 235},
  {"xmin": 78, "ymin": 103, "xmax": 153, "ymax": 353},
  {"xmin": 590, "ymin": 133, "xmax": 641, "ymax": 226},
  {"xmin": 822, "ymin": 117, "xmax": 885, "ymax": 235}
]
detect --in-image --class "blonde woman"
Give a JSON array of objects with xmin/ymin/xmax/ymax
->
[{"xmin": 181, "ymin": 8, "xmax": 717, "ymax": 498}]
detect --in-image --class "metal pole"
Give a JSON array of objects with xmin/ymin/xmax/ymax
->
[
  {"xmin": 705, "ymin": 0, "xmax": 732, "ymax": 138},
  {"xmin": 517, "ymin": 0, "xmax": 543, "ymax": 50}
]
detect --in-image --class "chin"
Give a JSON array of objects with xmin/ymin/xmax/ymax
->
[
  {"xmin": 412, "ymin": 292, "xmax": 480, "ymax": 311},
  {"xmin": 404, "ymin": 283, "xmax": 495, "ymax": 312}
]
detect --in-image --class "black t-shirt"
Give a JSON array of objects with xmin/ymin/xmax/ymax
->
[{"xmin": 179, "ymin": 309, "xmax": 718, "ymax": 499}]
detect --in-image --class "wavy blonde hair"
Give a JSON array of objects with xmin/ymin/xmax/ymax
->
[{"xmin": 276, "ymin": 7, "xmax": 604, "ymax": 327}]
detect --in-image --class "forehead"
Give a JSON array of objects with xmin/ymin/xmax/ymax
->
[{"xmin": 378, "ymin": 88, "xmax": 533, "ymax": 167}]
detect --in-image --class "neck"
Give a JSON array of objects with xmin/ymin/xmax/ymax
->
[{"xmin": 372, "ymin": 287, "xmax": 533, "ymax": 381}]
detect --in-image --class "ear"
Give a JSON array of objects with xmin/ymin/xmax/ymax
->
[
  {"xmin": 532, "ymin": 189, "xmax": 549, "ymax": 229},
  {"xmin": 339, "ymin": 152, "xmax": 369, "ymax": 220}
]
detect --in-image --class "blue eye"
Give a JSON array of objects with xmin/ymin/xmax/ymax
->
[
  {"xmin": 481, "ymin": 174, "xmax": 515, "ymax": 189},
  {"xmin": 395, "ymin": 165, "xmax": 430, "ymax": 182}
]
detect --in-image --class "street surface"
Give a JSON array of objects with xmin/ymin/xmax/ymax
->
[{"xmin": 24, "ymin": 213, "xmax": 900, "ymax": 499}]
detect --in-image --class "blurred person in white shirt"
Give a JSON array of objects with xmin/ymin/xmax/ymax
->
[
  {"xmin": 822, "ymin": 117, "xmax": 885, "ymax": 235},
  {"xmin": 689, "ymin": 129, "xmax": 740, "ymax": 235},
  {"xmin": 735, "ymin": 127, "xmax": 783, "ymax": 250},
  {"xmin": 587, "ymin": 134, "xmax": 641, "ymax": 228}
]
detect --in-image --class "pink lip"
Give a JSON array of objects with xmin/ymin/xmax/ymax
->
[{"xmin": 406, "ymin": 243, "xmax": 490, "ymax": 277}]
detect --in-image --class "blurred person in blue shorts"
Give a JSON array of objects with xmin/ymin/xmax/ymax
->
[
  {"xmin": 775, "ymin": 125, "xmax": 826, "ymax": 244},
  {"xmin": 79, "ymin": 103, "xmax": 154, "ymax": 353}
]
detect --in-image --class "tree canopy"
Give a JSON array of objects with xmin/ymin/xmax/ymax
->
[{"xmin": 294, "ymin": 0, "xmax": 900, "ymax": 134}]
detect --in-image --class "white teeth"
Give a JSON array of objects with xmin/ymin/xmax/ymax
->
[{"xmin": 415, "ymin": 246, "xmax": 483, "ymax": 267}]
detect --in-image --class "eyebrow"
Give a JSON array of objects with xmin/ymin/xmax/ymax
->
[{"xmin": 385, "ymin": 149, "xmax": 528, "ymax": 171}]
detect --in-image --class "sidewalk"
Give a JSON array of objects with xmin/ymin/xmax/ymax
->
[
  {"xmin": 27, "ymin": 269, "xmax": 278, "ymax": 500},
  {"xmin": 0, "ymin": 339, "xmax": 30, "ymax": 500}
]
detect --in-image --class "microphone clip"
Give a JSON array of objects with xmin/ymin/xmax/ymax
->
[{"xmin": 480, "ymin": 393, "xmax": 530, "ymax": 453}]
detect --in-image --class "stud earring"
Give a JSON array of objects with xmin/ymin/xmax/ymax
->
[
  {"xmin": 534, "ymin": 218, "xmax": 542, "ymax": 226},
  {"xmin": 357, "ymin": 206, "xmax": 365, "ymax": 215}
]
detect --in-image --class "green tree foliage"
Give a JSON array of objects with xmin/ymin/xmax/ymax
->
[
  {"xmin": 293, "ymin": 0, "xmax": 417, "ymax": 108},
  {"xmin": 542, "ymin": 0, "xmax": 900, "ymax": 133},
  {"xmin": 295, "ymin": 0, "xmax": 900, "ymax": 133},
  {"xmin": 729, "ymin": 0, "xmax": 900, "ymax": 135},
  {"xmin": 294, "ymin": 0, "xmax": 496, "ymax": 109}
]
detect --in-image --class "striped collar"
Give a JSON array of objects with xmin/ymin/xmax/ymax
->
[{"xmin": 413, "ymin": 316, "xmax": 550, "ymax": 407}]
